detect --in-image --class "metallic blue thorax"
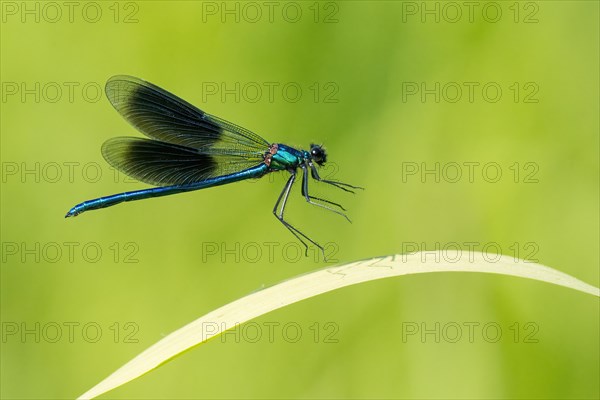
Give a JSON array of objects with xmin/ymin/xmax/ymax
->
[{"xmin": 269, "ymin": 144, "xmax": 308, "ymax": 171}]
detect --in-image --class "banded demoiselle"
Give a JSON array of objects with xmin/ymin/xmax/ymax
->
[{"xmin": 66, "ymin": 76, "xmax": 362, "ymax": 257}]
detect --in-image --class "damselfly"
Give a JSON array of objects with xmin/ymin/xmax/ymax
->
[{"xmin": 66, "ymin": 76, "xmax": 362, "ymax": 257}]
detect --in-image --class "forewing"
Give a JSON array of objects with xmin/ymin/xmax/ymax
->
[{"xmin": 105, "ymin": 75, "xmax": 270, "ymax": 155}]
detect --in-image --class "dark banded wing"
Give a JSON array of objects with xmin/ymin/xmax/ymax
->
[
  {"xmin": 104, "ymin": 75, "xmax": 270, "ymax": 158},
  {"xmin": 102, "ymin": 137, "xmax": 266, "ymax": 186}
]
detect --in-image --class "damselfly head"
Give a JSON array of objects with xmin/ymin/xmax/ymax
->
[{"xmin": 310, "ymin": 144, "xmax": 327, "ymax": 166}]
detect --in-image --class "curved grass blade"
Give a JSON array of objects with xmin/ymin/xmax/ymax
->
[{"xmin": 77, "ymin": 251, "xmax": 600, "ymax": 399}]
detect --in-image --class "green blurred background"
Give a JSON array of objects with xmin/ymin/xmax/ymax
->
[{"xmin": 1, "ymin": 1, "xmax": 598, "ymax": 398}]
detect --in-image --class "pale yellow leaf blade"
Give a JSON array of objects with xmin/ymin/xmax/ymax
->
[{"xmin": 78, "ymin": 251, "xmax": 599, "ymax": 399}]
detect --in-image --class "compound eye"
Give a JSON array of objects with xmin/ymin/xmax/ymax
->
[
  {"xmin": 309, "ymin": 144, "xmax": 326, "ymax": 165},
  {"xmin": 311, "ymin": 148, "xmax": 323, "ymax": 161}
]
